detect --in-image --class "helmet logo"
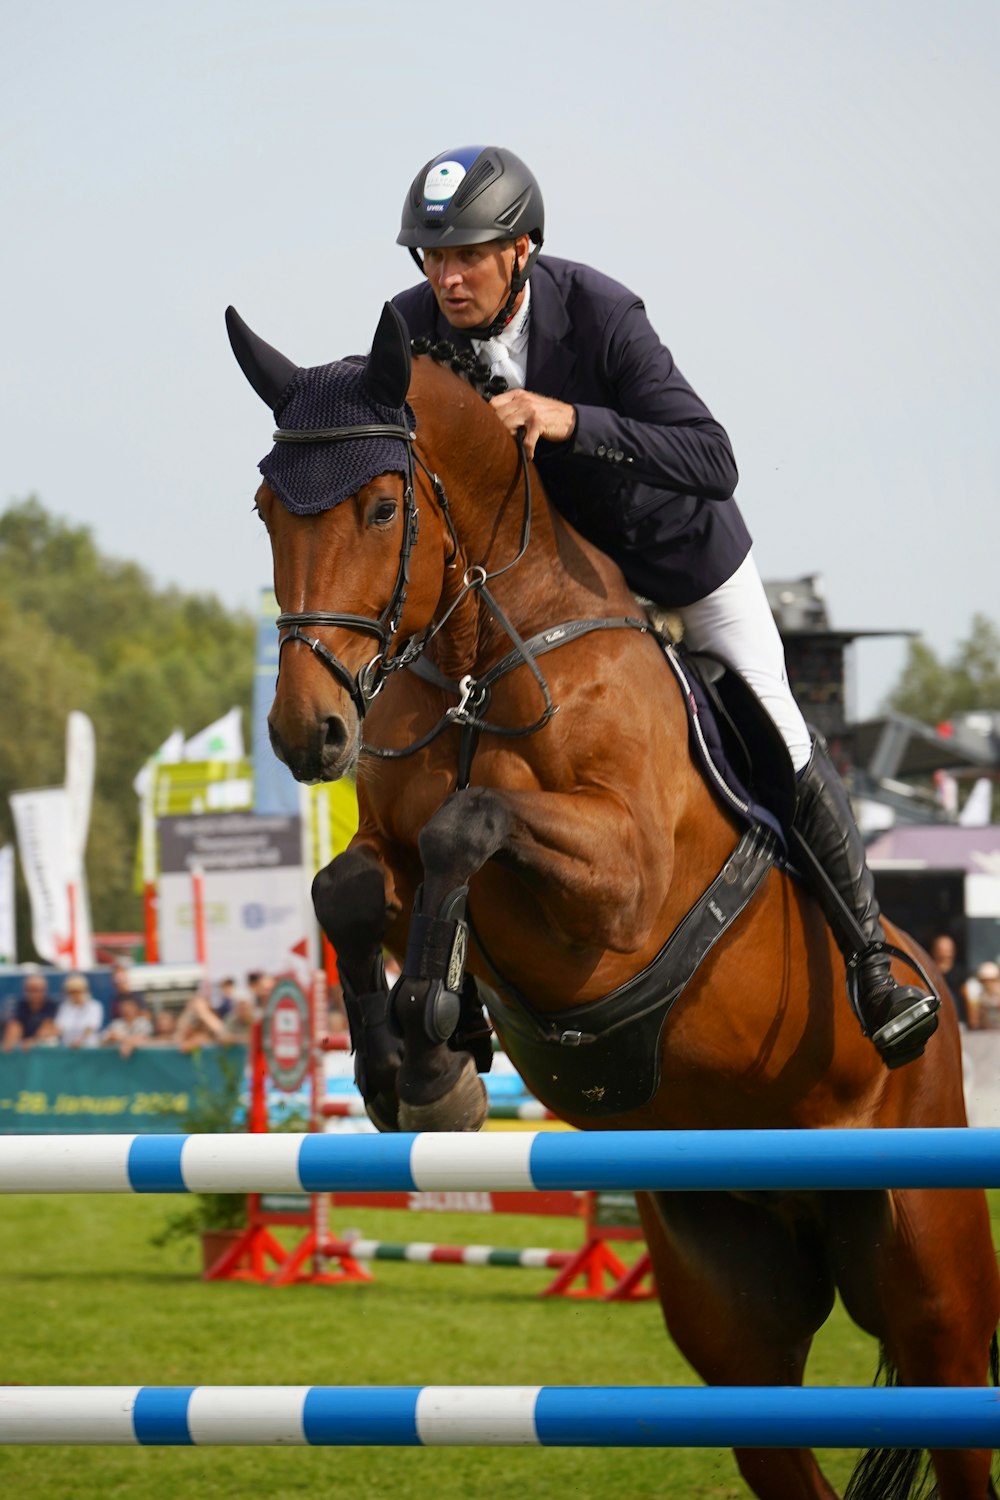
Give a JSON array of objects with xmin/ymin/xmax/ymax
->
[{"xmin": 424, "ymin": 160, "xmax": 467, "ymax": 203}]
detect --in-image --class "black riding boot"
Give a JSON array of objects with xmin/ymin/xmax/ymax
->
[{"xmin": 792, "ymin": 738, "xmax": 940, "ymax": 1069}]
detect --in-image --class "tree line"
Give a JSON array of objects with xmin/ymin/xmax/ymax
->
[
  {"xmin": 884, "ymin": 613, "xmax": 1000, "ymax": 724},
  {"xmin": 0, "ymin": 498, "xmax": 253, "ymax": 957}
]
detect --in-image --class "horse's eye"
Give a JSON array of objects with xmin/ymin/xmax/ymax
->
[{"xmin": 372, "ymin": 500, "xmax": 398, "ymax": 526}]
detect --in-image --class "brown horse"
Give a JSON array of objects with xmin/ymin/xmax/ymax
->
[{"xmin": 228, "ymin": 301, "xmax": 999, "ymax": 1499}]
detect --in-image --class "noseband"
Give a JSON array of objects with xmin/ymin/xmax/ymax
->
[{"xmin": 272, "ymin": 422, "xmax": 421, "ymax": 719}]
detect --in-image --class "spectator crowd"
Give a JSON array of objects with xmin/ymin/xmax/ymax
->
[
  {"xmin": 929, "ymin": 934, "xmax": 1000, "ymax": 1031},
  {"xmin": 0, "ymin": 963, "xmax": 279, "ymax": 1058}
]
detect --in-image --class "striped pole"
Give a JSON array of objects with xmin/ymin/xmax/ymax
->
[
  {"xmin": 2, "ymin": 1129, "xmax": 1000, "ymax": 1195},
  {"xmin": 326, "ymin": 1237, "xmax": 573, "ymax": 1271},
  {"xmin": 0, "ymin": 1386, "xmax": 998, "ymax": 1448}
]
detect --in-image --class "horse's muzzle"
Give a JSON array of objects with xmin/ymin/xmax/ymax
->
[{"xmin": 268, "ymin": 711, "xmax": 358, "ymax": 783}]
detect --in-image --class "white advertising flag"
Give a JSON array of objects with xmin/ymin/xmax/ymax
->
[
  {"xmin": 133, "ymin": 727, "xmax": 185, "ymax": 798},
  {"xmin": 0, "ymin": 845, "xmax": 15, "ymax": 964},
  {"xmin": 64, "ymin": 711, "xmax": 96, "ymax": 969},
  {"xmin": 9, "ymin": 788, "xmax": 74, "ymax": 966},
  {"xmin": 183, "ymin": 707, "xmax": 244, "ymax": 763},
  {"xmin": 65, "ymin": 711, "xmax": 95, "ymax": 863}
]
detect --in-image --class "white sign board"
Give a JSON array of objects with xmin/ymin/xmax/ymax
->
[{"xmin": 157, "ymin": 813, "xmax": 314, "ymax": 982}]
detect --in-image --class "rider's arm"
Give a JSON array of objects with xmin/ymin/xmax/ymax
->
[{"xmin": 566, "ymin": 296, "xmax": 737, "ymax": 500}]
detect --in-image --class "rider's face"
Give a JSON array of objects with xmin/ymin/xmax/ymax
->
[{"xmin": 421, "ymin": 235, "xmax": 530, "ymax": 330}]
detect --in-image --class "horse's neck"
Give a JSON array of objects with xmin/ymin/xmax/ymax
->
[{"xmin": 412, "ymin": 360, "xmax": 620, "ymax": 677}]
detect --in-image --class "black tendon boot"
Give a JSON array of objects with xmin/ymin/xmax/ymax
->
[{"xmin": 792, "ymin": 738, "xmax": 940, "ymax": 1069}]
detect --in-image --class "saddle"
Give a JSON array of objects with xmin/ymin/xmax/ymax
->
[{"xmin": 643, "ymin": 603, "xmax": 797, "ymax": 839}]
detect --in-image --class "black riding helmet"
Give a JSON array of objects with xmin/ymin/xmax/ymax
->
[{"xmin": 397, "ymin": 145, "xmax": 545, "ymax": 337}]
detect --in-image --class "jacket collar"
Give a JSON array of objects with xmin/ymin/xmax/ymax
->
[{"xmin": 524, "ymin": 259, "xmax": 575, "ymax": 398}]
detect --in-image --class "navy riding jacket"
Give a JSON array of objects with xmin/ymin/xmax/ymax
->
[{"xmin": 392, "ymin": 255, "xmax": 752, "ymax": 606}]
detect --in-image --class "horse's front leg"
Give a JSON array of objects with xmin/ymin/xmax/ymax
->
[
  {"xmin": 392, "ymin": 782, "xmax": 667, "ymax": 1131},
  {"xmin": 312, "ymin": 844, "xmax": 404, "ymax": 1133},
  {"xmin": 388, "ymin": 791, "xmax": 514, "ymax": 1132}
]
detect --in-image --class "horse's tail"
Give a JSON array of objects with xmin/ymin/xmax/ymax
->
[
  {"xmin": 842, "ymin": 1348, "xmax": 925, "ymax": 1500},
  {"xmin": 844, "ymin": 1331, "xmax": 1000, "ymax": 1500}
]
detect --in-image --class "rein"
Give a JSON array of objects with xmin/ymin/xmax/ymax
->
[{"xmin": 271, "ymin": 411, "xmax": 648, "ymax": 786}]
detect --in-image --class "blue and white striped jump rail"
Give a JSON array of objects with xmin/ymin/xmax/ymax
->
[
  {"xmin": 1, "ymin": 1385, "xmax": 998, "ymax": 1447},
  {"xmin": 2, "ymin": 1129, "xmax": 1000, "ymax": 1194}
]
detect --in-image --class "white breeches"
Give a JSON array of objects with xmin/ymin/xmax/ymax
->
[{"xmin": 677, "ymin": 550, "xmax": 813, "ymax": 774}]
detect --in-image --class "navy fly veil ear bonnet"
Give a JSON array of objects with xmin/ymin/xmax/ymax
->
[
  {"xmin": 260, "ymin": 360, "xmax": 416, "ymax": 515},
  {"xmin": 225, "ymin": 303, "xmax": 415, "ymax": 516}
]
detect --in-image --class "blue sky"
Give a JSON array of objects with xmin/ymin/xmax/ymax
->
[{"xmin": 4, "ymin": 0, "xmax": 998, "ymax": 715}]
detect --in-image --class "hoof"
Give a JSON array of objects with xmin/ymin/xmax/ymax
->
[
  {"xmin": 365, "ymin": 1091, "xmax": 400, "ymax": 1133},
  {"xmin": 397, "ymin": 1055, "xmax": 488, "ymax": 1133}
]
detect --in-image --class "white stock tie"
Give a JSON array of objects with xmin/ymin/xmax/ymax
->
[{"xmin": 478, "ymin": 337, "xmax": 525, "ymax": 392}]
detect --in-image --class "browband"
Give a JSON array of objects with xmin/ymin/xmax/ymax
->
[{"xmin": 273, "ymin": 424, "xmax": 416, "ymax": 445}]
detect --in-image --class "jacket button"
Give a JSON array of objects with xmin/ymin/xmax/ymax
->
[
  {"xmin": 596, "ymin": 444, "xmax": 606, "ymax": 457},
  {"xmin": 613, "ymin": 450, "xmax": 624, "ymax": 462}
]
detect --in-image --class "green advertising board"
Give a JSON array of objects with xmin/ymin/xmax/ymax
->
[{"xmin": 0, "ymin": 1047, "xmax": 246, "ymax": 1134}]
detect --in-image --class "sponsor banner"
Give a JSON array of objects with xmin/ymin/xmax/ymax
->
[
  {"xmin": 157, "ymin": 812, "xmax": 313, "ymax": 978},
  {"xmin": 304, "ymin": 780, "xmax": 359, "ymax": 873},
  {"xmin": 133, "ymin": 760, "xmax": 255, "ymax": 894},
  {"xmin": 254, "ymin": 587, "xmax": 300, "ymax": 816},
  {"xmin": 0, "ymin": 846, "xmax": 14, "ymax": 964},
  {"xmin": 153, "ymin": 759, "xmax": 254, "ymax": 818},
  {"xmin": 0, "ymin": 1046, "xmax": 245, "ymax": 1133}
]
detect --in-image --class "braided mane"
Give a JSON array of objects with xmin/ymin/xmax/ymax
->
[{"xmin": 410, "ymin": 337, "xmax": 508, "ymax": 402}]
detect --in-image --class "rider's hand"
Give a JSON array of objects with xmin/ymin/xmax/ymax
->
[{"xmin": 490, "ymin": 390, "xmax": 577, "ymax": 460}]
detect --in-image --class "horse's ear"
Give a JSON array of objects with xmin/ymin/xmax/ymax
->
[
  {"xmin": 365, "ymin": 302, "xmax": 411, "ymax": 409},
  {"xmin": 225, "ymin": 306, "xmax": 300, "ymax": 411}
]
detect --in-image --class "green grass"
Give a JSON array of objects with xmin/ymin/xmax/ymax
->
[{"xmin": 0, "ymin": 1192, "xmax": 997, "ymax": 1499}]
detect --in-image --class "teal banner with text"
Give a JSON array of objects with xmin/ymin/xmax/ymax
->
[{"xmin": 0, "ymin": 1047, "xmax": 245, "ymax": 1133}]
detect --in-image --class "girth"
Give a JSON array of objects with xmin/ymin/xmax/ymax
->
[{"xmin": 473, "ymin": 824, "xmax": 779, "ymax": 1117}]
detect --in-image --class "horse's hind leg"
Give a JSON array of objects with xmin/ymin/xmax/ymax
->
[
  {"xmin": 830, "ymin": 1187, "xmax": 1000, "ymax": 1500},
  {"xmin": 639, "ymin": 1189, "xmax": 841, "ymax": 1500}
]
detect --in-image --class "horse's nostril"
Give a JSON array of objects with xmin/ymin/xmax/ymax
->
[{"xmin": 322, "ymin": 716, "xmax": 349, "ymax": 757}]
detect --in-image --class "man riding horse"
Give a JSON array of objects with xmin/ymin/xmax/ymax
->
[{"xmin": 392, "ymin": 143, "xmax": 938, "ymax": 1070}]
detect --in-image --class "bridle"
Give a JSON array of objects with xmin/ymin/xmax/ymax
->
[
  {"xmin": 272, "ymin": 421, "xmax": 423, "ymax": 720},
  {"xmin": 271, "ymin": 408, "xmax": 649, "ymax": 786},
  {"xmin": 271, "ymin": 413, "xmax": 541, "ymax": 728}
]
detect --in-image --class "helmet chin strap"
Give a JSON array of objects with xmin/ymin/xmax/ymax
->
[{"xmin": 464, "ymin": 241, "xmax": 540, "ymax": 339}]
